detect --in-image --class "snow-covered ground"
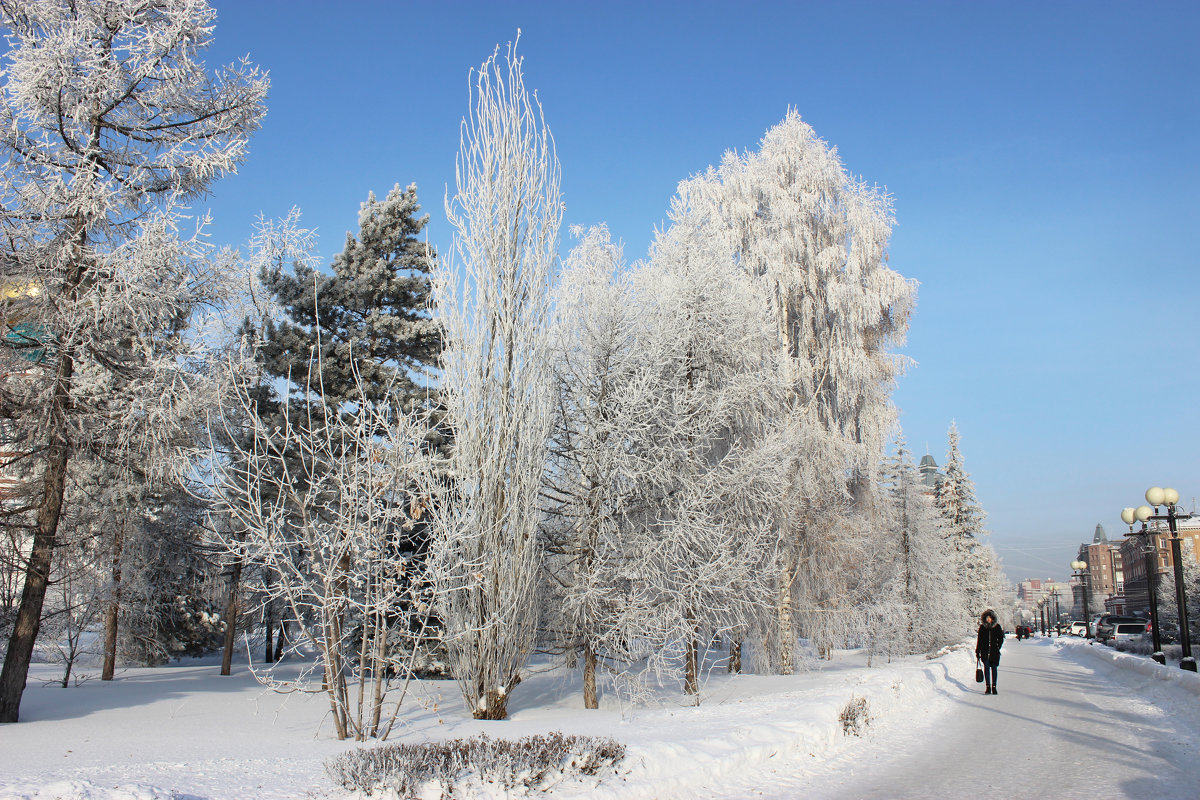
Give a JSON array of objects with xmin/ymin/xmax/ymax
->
[{"xmin": 2, "ymin": 636, "xmax": 1197, "ymax": 799}]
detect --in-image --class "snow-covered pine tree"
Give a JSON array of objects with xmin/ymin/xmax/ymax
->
[
  {"xmin": 260, "ymin": 184, "xmax": 440, "ymax": 412},
  {"xmin": 935, "ymin": 421, "xmax": 990, "ymax": 615},
  {"xmin": 0, "ymin": 0, "xmax": 267, "ymax": 722},
  {"xmin": 1154, "ymin": 556, "xmax": 1200, "ymax": 643},
  {"xmin": 429, "ymin": 37, "xmax": 561, "ymax": 720},
  {"xmin": 877, "ymin": 437, "xmax": 969, "ymax": 655},
  {"xmin": 688, "ymin": 111, "xmax": 915, "ymax": 672}
]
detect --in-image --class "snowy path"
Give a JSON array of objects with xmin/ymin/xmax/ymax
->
[
  {"xmin": 3, "ymin": 641, "xmax": 1198, "ymax": 799},
  {"xmin": 718, "ymin": 639, "xmax": 1200, "ymax": 799}
]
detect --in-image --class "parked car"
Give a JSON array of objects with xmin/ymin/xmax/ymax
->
[
  {"xmin": 1095, "ymin": 615, "xmax": 1149, "ymax": 643},
  {"xmin": 1111, "ymin": 622, "xmax": 1150, "ymax": 644},
  {"xmin": 1068, "ymin": 621, "xmax": 1088, "ymax": 636}
]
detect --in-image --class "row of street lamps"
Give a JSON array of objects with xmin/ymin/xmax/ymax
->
[
  {"xmin": 1059, "ymin": 487, "xmax": 1194, "ymax": 672},
  {"xmin": 1111, "ymin": 486, "xmax": 1195, "ymax": 672}
]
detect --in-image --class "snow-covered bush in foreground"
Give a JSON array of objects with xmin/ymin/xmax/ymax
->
[{"xmin": 325, "ymin": 732, "xmax": 626, "ymax": 798}]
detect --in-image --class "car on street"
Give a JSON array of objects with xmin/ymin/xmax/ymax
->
[
  {"xmin": 1111, "ymin": 622, "xmax": 1150, "ymax": 644},
  {"xmin": 1095, "ymin": 615, "xmax": 1149, "ymax": 643},
  {"xmin": 1068, "ymin": 621, "xmax": 1088, "ymax": 636}
]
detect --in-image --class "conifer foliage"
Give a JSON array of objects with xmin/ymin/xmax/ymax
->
[
  {"xmin": 877, "ymin": 438, "xmax": 968, "ymax": 654},
  {"xmin": 260, "ymin": 184, "xmax": 440, "ymax": 411},
  {"xmin": 935, "ymin": 422, "xmax": 991, "ymax": 614}
]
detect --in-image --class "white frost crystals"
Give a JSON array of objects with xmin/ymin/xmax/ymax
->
[
  {"xmin": 428, "ymin": 34, "xmax": 562, "ymax": 721},
  {"xmin": 0, "ymin": 0, "xmax": 268, "ymax": 724}
]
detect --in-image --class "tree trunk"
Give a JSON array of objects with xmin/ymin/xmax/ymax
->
[
  {"xmin": 263, "ymin": 570, "xmax": 275, "ymax": 663},
  {"xmin": 684, "ymin": 634, "xmax": 699, "ymax": 696},
  {"xmin": 101, "ymin": 523, "xmax": 126, "ymax": 681},
  {"xmin": 0, "ymin": 437, "xmax": 70, "ymax": 722},
  {"xmin": 0, "ymin": 318, "xmax": 77, "ymax": 722},
  {"xmin": 274, "ymin": 614, "xmax": 288, "ymax": 661},
  {"xmin": 583, "ymin": 639, "xmax": 598, "ymax": 709},
  {"xmin": 220, "ymin": 557, "xmax": 243, "ymax": 676},
  {"xmin": 728, "ymin": 640, "xmax": 742, "ymax": 674},
  {"xmin": 778, "ymin": 556, "xmax": 795, "ymax": 675},
  {"xmin": 475, "ymin": 688, "xmax": 509, "ymax": 720}
]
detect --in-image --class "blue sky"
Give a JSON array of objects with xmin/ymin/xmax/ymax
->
[{"xmin": 199, "ymin": 0, "xmax": 1199, "ymax": 584}]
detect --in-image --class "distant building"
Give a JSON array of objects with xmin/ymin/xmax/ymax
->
[
  {"xmin": 1074, "ymin": 523, "xmax": 1123, "ymax": 617},
  {"xmin": 1016, "ymin": 578, "xmax": 1069, "ymax": 625},
  {"xmin": 918, "ymin": 453, "xmax": 942, "ymax": 496}
]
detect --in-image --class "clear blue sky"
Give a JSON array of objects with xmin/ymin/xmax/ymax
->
[{"xmin": 199, "ymin": 0, "xmax": 1199, "ymax": 585}]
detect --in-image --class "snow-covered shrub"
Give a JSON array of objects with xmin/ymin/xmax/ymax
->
[
  {"xmin": 325, "ymin": 732, "xmax": 626, "ymax": 798},
  {"xmin": 1111, "ymin": 638, "xmax": 1182, "ymax": 662},
  {"xmin": 839, "ymin": 695, "xmax": 871, "ymax": 736}
]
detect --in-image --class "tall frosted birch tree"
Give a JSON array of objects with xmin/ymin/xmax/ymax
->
[
  {"xmin": 0, "ymin": 0, "xmax": 267, "ymax": 722},
  {"xmin": 631, "ymin": 190, "xmax": 783, "ymax": 693},
  {"xmin": 690, "ymin": 111, "xmax": 915, "ymax": 672},
  {"xmin": 429, "ymin": 38, "xmax": 561, "ymax": 720}
]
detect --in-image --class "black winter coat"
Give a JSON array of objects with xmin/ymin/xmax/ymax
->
[{"xmin": 976, "ymin": 621, "xmax": 1004, "ymax": 665}]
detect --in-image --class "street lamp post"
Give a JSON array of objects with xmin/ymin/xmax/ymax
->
[
  {"xmin": 1054, "ymin": 591, "xmax": 1061, "ymax": 634},
  {"xmin": 1121, "ymin": 505, "xmax": 1165, "ymax": 665},
  {"xmin": 1071, "ymin": 560, "xmax": 1090, "ymax": 638},
  {"xmin": 1135, "ymin": 487, "xmax": 1195, "ymax": 672}
]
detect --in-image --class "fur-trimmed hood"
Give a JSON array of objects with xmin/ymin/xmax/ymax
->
[{"xmin": 980, "ymin": 609, "xmax": 1000, "ymax": 627}]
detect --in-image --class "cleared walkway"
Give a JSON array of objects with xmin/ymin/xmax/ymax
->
[{"xmin": 805, "ymin": 638, "xmax": 1199, "ymax": 798}]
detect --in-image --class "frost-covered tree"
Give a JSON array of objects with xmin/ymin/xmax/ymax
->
[
  {"xmin": 1155, "ymin": 556, "xmax": 1200, "ymax": 645},
  {"xmin": 935, "ymin": 422, "xmax": 990, "ymax": 614},
  {"xmin": 628, "ymin": 191, "xmax": 783, "ymax": 693},
  {"xmin": 545, "ymin": 204, "xmax": 785, "ymax": 703},
  {"xmin": 209, "ymin": 340, "xmax": 433, "ymax": 741},
  {"xmin": 260, "ymin": 184, "xmax": 440, "ymax": 412},
  {"xmin": 541, "ymin": 225, "xmax": 650, "ymax": 708},
  {"xmin": 428, "ymin": 38, "xmax": 561, "ymax": 720},
  {"xmin": 875, "ymin": 438, "xmax": 968, "ymax": 655},
  {"xmin": 686, "ymin": 111, "xmax": 915, "ymax": 672},
  {"xmin": 0, "ymin": 0, "xmax": 267, "ymax": 722}
]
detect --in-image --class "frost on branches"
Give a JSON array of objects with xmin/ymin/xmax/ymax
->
[
  {"xmin": 935, "ymin": 422, "xmax": 994, "ymax": 615},
  {"xmin": 0, "ymin": 0, "xmax": 267, "ymax": 723},
  {"xmin": 429, "ymin": 37, "xmax": 561, "ymax": 720},
  {"xmin": 209, "ymin": 342, "xmax": 434, "ymax": 741},
  {"xmin": 541, "ymin": 224, "xmax": 654, "ymax": 708},
  {"xmin": 684, "ymin": 111, "xmax": 915, "ymax": 672},
  {"xmin": 875, "ymin": 438, "xmax": 969, "ymax": 655}
]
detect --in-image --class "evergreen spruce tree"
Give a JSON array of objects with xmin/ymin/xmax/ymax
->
[
  {"xmin": 260, "ymin": 183, "xmax": 440, "ymax": 411},
  {"xmin": 935, "ymin": 421, "xmax": 989, "ymax": 613},
  {"xmin": 880, "ymin": 437, "xmax": 968, "ymax": 653}
]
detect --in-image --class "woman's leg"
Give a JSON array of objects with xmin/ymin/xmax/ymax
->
[{"xmin": 985, "ymin": 662, "xmax": 998, "ymax": 688}]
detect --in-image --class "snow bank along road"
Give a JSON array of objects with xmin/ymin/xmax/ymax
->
[{"xmin": 716, "ymin": 638, "xmax": 1200, "ymax": 799}]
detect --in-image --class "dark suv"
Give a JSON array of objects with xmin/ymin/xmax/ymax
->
[{"xmin": 1095, "ymin": 615, "xmax": 1148, "ymax": 643}]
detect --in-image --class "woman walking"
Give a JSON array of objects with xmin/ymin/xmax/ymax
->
[{"xmin": 976, "ymin": 609, "xmax": 1004, "ymax": 694}]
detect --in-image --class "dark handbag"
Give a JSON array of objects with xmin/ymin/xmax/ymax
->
[{"xmin": 975, "ymin": 658, "xmax": 984, "ymax": 683}]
